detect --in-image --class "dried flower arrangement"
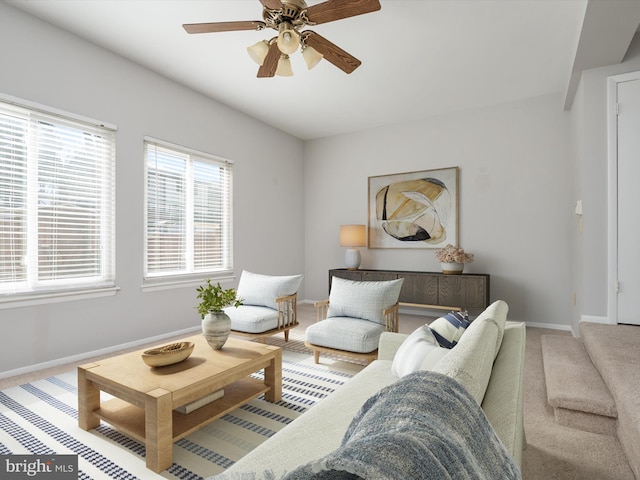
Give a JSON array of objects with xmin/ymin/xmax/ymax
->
[{"xmin": 435, "ymin": 244, "xmax": 474, "ymax": 264}]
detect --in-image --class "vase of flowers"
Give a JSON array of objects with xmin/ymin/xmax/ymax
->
[
  {"xmin": 435, "ymin": 244, "xmax": 474, "ymax": 275},
  {"xmin": 196, "ymin": 278, "xmax": 243, "ymax": 350}
]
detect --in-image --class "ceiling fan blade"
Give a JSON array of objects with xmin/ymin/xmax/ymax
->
[
  {"xmin": 183, "ymin": 21, "xmax": 265, "ymax": 34},
  {"xmin": 259, "ymin": 0, "xmax": 283, "ymax": 10},
  {"xmin": 303, "ymin": 31, "xmax": 361, "ymax": 74},
  {"xmin": 257, "ymin": 42, "xmax": 281, "ymax": 78},
  {"xmin": 306, "ymin": 0, "xmax": 381, "ymax": 25}
]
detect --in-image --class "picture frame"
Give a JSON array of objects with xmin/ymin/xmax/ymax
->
[{"xmin": 368, "ymin": 167, "xmax": 459, "ymax": 249}]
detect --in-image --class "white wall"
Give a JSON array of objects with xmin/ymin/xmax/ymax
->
[
  {"xmin": 0, "ymin": 3, "xmax": 304, "ymax": 375},
  {"xmin": 5, "ymin": 1, "xmax": 622, "ymax": 374},
  {"xmin": 304, "ymin": 94, "xmax": 573, "ymax": 326}
]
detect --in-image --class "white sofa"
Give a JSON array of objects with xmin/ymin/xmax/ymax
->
[{"xmin": 211, "ymin": 300, "xmax": 526, "ymax": 479}]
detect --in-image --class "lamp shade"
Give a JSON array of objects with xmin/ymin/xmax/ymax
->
[
  {"xmin": 340, "ymin": 225, "xmax": 366, "ymax": 247},
  {"xmin": 247, "ymin": 40, "xmax": 270, "ymax": 65},
  {"xmin": 275, "ymin": 55, "xmax": 293, "ymax": 76},
  {"xmin": 277, "ymin": 22, "xmax": 300, "ymax": 55},
  {"xmin": 302, "ymin": 45, "xmax": 323, "ymax": 70}
]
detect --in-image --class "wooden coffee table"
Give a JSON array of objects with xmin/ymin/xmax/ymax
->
[{"xmin": 77, "ymin": 335, "xmax": 282, "ymax": 472}]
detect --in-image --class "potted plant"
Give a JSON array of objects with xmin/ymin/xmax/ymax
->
[
  {"xmin": 196, "ymin": 278, "xmax": 243, "ymax": 350},
  {"xmin": 435, "ymin": 244, "xmax": 474, "ymax": 275}
]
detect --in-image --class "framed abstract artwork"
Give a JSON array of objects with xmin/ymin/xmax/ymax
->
[{"xmin": 368, "ymin": 167, "xmax": 459, "ymax": 249}]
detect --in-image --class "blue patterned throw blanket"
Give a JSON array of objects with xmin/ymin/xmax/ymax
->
[
  {"xmin": 294, "ymin": 372, "xmax": 521, "ymax": 480},
  {"xmin": 285, "ymin": 370, "xmax": 521, "ymax": 480},
  {"xmin": 214, "ymin": 371, "xmax": 521, "ymax": 480}
]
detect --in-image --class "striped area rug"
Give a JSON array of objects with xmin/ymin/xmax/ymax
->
[{"xmin": 0, "ymin": 347, "xmax": 363, "ymax": 480}]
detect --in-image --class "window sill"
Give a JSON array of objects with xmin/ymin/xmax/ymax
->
[
  {"xmin": 141, "ymin": 274, "xmax": 237, "ymax": 293},
  {"xmin": 0, "ymin": 286, "xmax": 120, "ymax": 309}
]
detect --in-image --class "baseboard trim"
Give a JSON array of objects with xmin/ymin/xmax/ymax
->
[
  {"xmin": 0, "ymin": 326, "xmax": 200, "ymax": 380},
  {"xmin": 525, "ymin": 321, "xmax": 572, "ymax": 332},
  {"xmin": 581, "ymin": 315, "xmax": 611, "ymax": 325}
]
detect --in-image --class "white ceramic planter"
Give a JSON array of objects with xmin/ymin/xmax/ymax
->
[
  {"xmin": 440, "ymin": 262, "xmax": 464, "ymax": 275},
  {"xmin": 202, "ymin": 310, "xmax": 231, "ymax": 349}
]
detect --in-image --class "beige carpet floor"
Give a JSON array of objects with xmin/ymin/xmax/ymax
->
[{"xmin": 2, "ymin": 303, "xmax": 636, "ymax": 479}]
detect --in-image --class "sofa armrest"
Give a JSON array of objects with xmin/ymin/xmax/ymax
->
[
  {"xmin": 378, "ymin": 332, "xmax": 408, "ymax": 361},
  {"xmin": 481, "ymin": 321, "xmax": 526, "ymax": 469}
]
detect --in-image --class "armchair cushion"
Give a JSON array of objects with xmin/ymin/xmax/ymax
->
[
  {"xmin": 236, "ymin": 270, "xmax": 303, "ymax": 310},
  {"xmin": 224, "ymin": 305, "xmax": 279, "ymax": 334},
  {"xmin": 305, "ymin": 317, "xmax": 385, "ymax": 354},
  {"xmin": 327, "ymin": 277, "xmax": 403, "ymax": 326}
]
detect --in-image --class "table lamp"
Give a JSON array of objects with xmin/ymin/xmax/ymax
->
[{"xmin": 340, "ymin": 224, "xmax": 366, "ymax": 270}]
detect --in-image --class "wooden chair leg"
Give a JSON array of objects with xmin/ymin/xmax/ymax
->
[
  {"xmin": 314, "ymin": 350, "xmax": 320, "ymax": 364},
  {"xmin": 284, "ymin": 329, "xmax": 289, "ymax": 342}
]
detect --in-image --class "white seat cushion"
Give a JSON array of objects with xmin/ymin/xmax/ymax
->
[
  {"xmin": 326, "ymin": 277, "xmax": 403, "ymax": 326},
  {"xmin": 306, "ymin": 317, "xmax": 384, "ymax": 353},
  {"xmin": 237, "ymin": 270, "xmax": 303, "ymax": 310},
  {"xmin": 225, "ymin": 305, "xmax": 279, "ymax": 334}
]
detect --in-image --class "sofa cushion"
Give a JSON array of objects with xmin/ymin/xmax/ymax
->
[
  {"xmin": 432, "ymin": 300, "xmax": 508, "ymax": 404},
  {"xmin": 429, "ymin": 311, "xmax": 470, "ymax": 348},
  {"xmin": 236, "ymin": 270, "xmax": 303, "ymax": 310},
  {"xmin": 391, "ymin": 325, "xmax": 449, "ymax": 377},
  {"xmin": 475, "ymin": 299, "xmax": 509, "ymax": 358},
  {"xmin": 225, "ymin": 305, "xmax": 279, "ymax": 333},
  {"xmin": 305, "ymin": 317, "xmax": 385, "ymax": 354},
  {"xmin": 327, "ymin": 277, "xmax": 403, "ymax": 325}
]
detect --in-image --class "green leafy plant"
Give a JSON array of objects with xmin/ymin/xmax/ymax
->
[{"xmin": 196, "ymin": 278, "xmax": 243, "ymax": 318}]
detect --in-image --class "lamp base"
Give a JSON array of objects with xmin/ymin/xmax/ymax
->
[{"xmin": 344, "ymin": 248, "xmax": 361, "ymax": 270}]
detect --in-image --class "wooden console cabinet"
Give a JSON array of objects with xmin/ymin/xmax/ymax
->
[{"xmin": 329, "ymin": 268, "xmax": 490, "ymax": 312}]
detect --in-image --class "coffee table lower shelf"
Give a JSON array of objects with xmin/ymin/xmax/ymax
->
[{"xmin": 95, "ymin": 377, "xmax": 269, "ymax": 443}]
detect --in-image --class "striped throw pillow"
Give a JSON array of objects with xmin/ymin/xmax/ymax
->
[{"xmin": 429, "ymin": 311, "xmax": 470, "ymax": 349}]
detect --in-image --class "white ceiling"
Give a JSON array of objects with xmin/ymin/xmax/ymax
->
[{"xmin": 3, "ymin": 0, "xmax": 638, "ymax": 140}]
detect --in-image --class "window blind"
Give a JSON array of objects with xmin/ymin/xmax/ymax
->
[
  {"xmin": 0, "ymin": 100, "xmax": 116, "ymax": 296},
  {"xmin": 144, "ymin": 141, "xmax": 233, "ymax": 278}
]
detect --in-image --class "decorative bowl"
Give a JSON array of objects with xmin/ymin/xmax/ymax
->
[{"xmin": 141, "ymin": 341, "xmax": 194, "ymax": 367}]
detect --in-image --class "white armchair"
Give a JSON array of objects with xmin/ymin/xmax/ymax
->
[
  {"xmin": 225, "ymin": 270, "xmax": 303, "ymax": 342},
  {"xmin": 305, "ymin": 276, "xmax": 403, "ymax": 364}
]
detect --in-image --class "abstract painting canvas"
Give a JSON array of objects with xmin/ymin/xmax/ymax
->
[{"xmin": 368, "ymin": 167, "xmax": 458, "ymax": 249}]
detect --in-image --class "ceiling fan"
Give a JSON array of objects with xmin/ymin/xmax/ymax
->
[{"xmin": 182, "ymin": 0, "xmax": 381, "ymax": 78}]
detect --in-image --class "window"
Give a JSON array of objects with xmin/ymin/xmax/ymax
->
[
  {"xmin": 144, "ymin": 139, "xmax": 233, "ymax": 281},
  {"xmin": 0, "ymin": 98, "xmax": 116, "ymax": 299}
]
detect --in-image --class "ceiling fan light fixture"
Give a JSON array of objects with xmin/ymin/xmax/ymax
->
[
  {"xmin": 246, "ymin": 40, "xmax": 270, "ymax": 65},
  {"xmin": 302, "ymin": 45, "xmax": 323, "ymax": 70},
  {"xmin": 276, "ymin": 22, "xmax": 300, "ymax": 55},
  {"xmin": 275, "ymin": 54, "xmax": 294, "ymax": 77}
]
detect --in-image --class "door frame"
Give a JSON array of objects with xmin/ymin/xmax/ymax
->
[{"xmin": 607, "ymin": 71, "xmax": 640, "ymax": 325}]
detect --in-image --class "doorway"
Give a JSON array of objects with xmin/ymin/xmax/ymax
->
[{"xmin": 608, "ymin": 71, "xmax": 640, "ymax": 326}]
